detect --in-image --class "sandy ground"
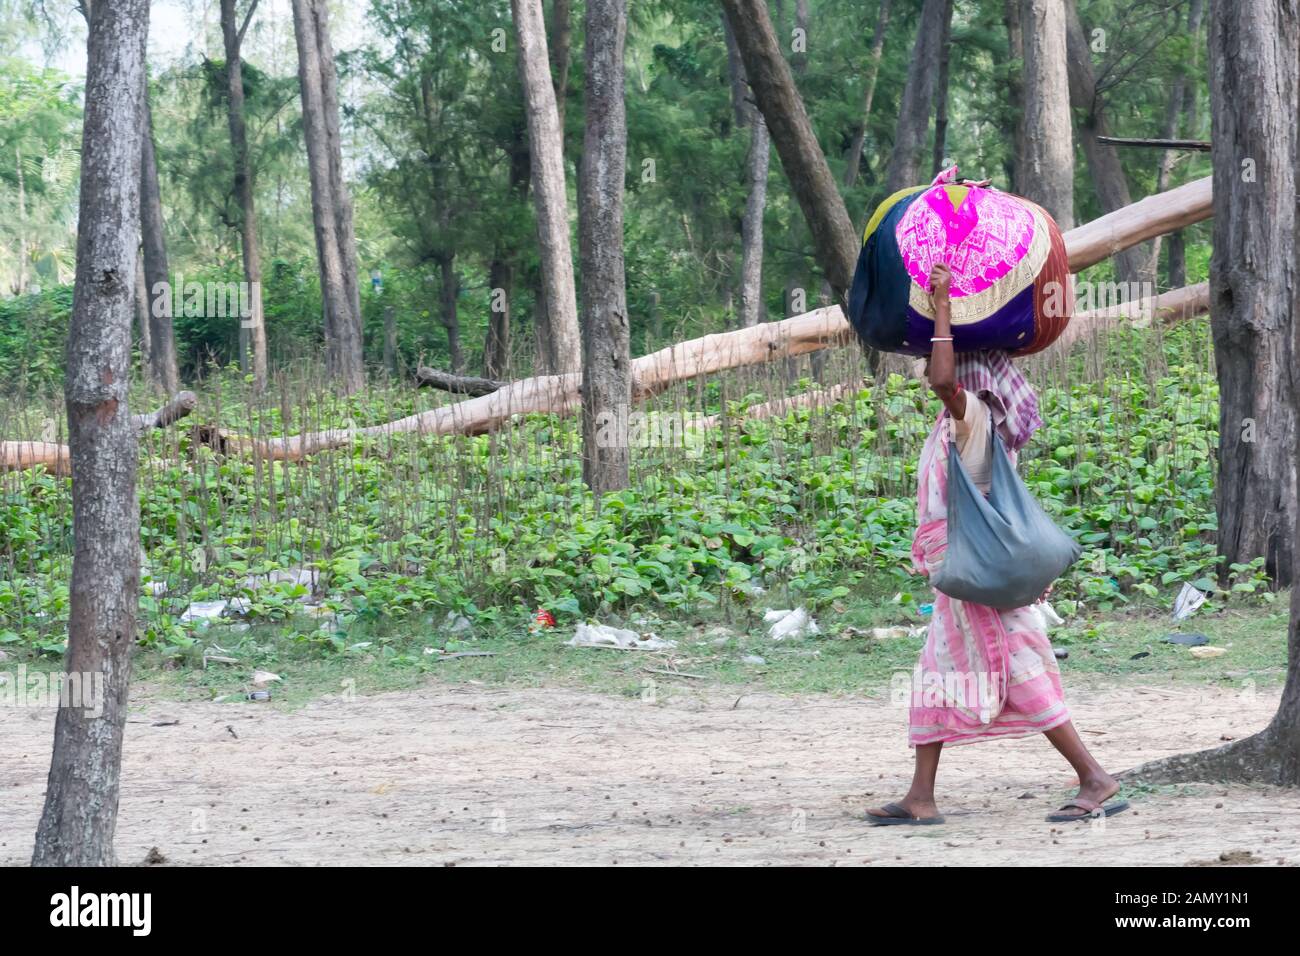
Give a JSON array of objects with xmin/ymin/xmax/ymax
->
[{"xmin": 2, "ymin": 679, "xmax": 1297, "ymax": 866}]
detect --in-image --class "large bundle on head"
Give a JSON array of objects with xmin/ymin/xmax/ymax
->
[{"xmin": 847, "ymin": 175, "xmax": 1073, "ymax": 356}]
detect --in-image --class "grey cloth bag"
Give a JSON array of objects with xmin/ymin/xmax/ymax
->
[{"xmin": 930, "ymin": 413, "xmax": 1081, "ymax": 609}]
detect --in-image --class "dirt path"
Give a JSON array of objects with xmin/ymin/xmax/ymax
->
[{"xmin": 2, "ymin": 679, "xmax": 1295, "ymax": 866}]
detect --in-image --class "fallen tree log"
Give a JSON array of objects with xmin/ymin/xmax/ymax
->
[
  {"xmin": 220, "ymin": 306, "xmax": 853, "ymax": 460},
  {"xmin": 1096, "ymin": 136, "xmax": 1211, "ymax": 152},
  {"xmin": 1064, "ymin": 175, "xmax": 1211, "ymax": 272},
  {"xmin": 414, "ymin": 366, "xmax": 504, "ymax": 396},
  {"xmin": 130, "ymin": 389, "xmax": 198, "ymax": 431},
  {"xmin": 1, "ymin": 390, "xmax": 198, "ymax": 476},
  {"xmin": 697, "ymin": 380, "xmax": 863, "ymax": 429},
  {"xmin": 0, "ymin": 441, "xmax": 72, "ymax": 477},
  {"xmin": 1044, "ymin": 281, "xmax": 1211, "ymax": 355}
]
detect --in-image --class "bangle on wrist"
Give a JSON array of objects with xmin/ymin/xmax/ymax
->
[{"xmin": 930, "ymin": 335, "xmax": 954, "ymax": 343}]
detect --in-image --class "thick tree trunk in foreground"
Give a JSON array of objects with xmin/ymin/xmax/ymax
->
[
  {"xmin": 579, "ymin": 0, "xmax": 631, "ymax": 494},
  {"xmin": 1018, "ymin": 0, "xmax": 1074, "ymax": 229},
  {"xmin": 1064, "ymin": 0, "xmax": 1152, "ymax": 282},
  {"xmin": 32, "ymin": 0, "xmax": 148, "ymax": 867},
  {"xmin": 513, "ymin": 0, "xmax": 581, "ymax": 374},
  {"xmin": 1130, "ymin": 0, "xmax": 1300, "ymax": 787},
  {"xmin": 843, "ymin": 0, "xmax": 891, "ymax": 189},
  {"xmin": 291, "ymin": 0, "xmax": 364, "ymax": 393},
  {"xmin": 221, "ymin": 0, "xmax": 268, "ymax": 390},
  {"xmin": 139, "ymin": 97, "xmax": 180, "ymax": 394},
  {"xmin": 1207, "ymin": 0, "xmax": 1298, "ymax": 587},
  {"xmin": 884, "ymin": 0, "xmax": 949, "ymax": 194},
  {"xmin": 720, "ymin": 0, "xmax": 857, "ymax": 303}
]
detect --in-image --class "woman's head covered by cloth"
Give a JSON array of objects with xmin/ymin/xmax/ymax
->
[{"xmin": 918, "ymin": 349, "xmax": 1043, "ymax": 452}]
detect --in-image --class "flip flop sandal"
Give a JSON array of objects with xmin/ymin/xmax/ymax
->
[
  {"xmin": 866, "ymin": 801, "xmax": 946, "ymax": 826},
  {"xmin": 1046, "ymin": 796, "xmax": 1130, "ymax": 823}
]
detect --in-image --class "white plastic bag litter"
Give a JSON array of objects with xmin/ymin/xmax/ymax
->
[
  {"xmin": 764, "ymin": 607, "xmax": 820, "ymax": 641},
  {"xmin": 180, "ymin": 600, "xmax": 228, "ymax": 623},
  {"xmin": 1028, "ymin": 600, "xmax": 1065, "ymax": 632},
  {"xmin": 1172, "ymin": 582, "xmax": 1207, "ymax": 621},
  {"xmin": 566, "ymin": 622, "xmax": 677, "ymax": 651}
]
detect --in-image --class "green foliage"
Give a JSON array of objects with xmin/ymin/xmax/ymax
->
[{"xmin": 0, "ymin": 321, "xmax": 1269, "ymax": 661}]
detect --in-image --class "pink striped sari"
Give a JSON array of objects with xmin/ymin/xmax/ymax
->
[{"xmin": 907, "ymin": 409, "xmax": 1070, "ymax": 747}]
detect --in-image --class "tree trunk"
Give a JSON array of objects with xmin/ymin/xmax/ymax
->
[
  {"xmin": 1063, "ymin": 0, "xmax": 1152, "ymax": 282},
  {"xmin": 383, "ymin": 305, "xmax": 397, "ymax": 377},
  {"xmin": 579, "ymin": 0, "xmax": 631, "ymax": 494},
  {"xmin": 438, "ymin": 251, "xmax": 463, "ymax": 373},
  {"xmin": 719, "ymin": 0, "xmax": 857, "ymax": 303},
  {"xmin": 221, "ymin": 0, "xmax": 267, "ymax": 391},
  {"xmin": 1002, "ymin": 0, "xmax": 1024, "ymax": 190},
  {"xmin": 291, "ymin": 0, "xmax": 364, "ymax": 393},
  {"xmin": 883, "ymin": 0, "xmax": 950, "ymax": 194},
  {"xmin": 843, "ymin": 0, "xmax": 891, "ymax": 189},
  {"xmin": 32, "ymin": 0, "xmax": 148, "ymax": 867},
  {"xmin": 931, "ymin": 0, "xmax": 954, "ymax": 178},
  {"xmin": 485, "ymin": 126, "xmax": 530, "ymax": 380},
  {"xmin": 1018, "ymin": 0, "xmax": 1074, "ymax": 229},
  {"xmin": 723, "ymin": 14, "xmax": 769, "ymax": 328},
  {"xmin": 1159, "ymin": 0, "xmax": 1205, "ymax": 288},
  {"xmin": 548, "ymin": 0, "xmax": 571, "ymax": 131},
  {"xmin": 513, "ymin": 0, "xmax": 581, "ymax": 374},
  {"xmin": 1206, "ymin": 0, "xmax": 1298, "ymax": 587},
  {"xmin": 139, "ymin": 96, "xmax": 180, "ymax": 394},
  {"xmin": 1134, "ymin": 53, "xmax": 1300, "ymax": 786},
  {"xmin": 15, "ymin": 145, "xmax": 27, "ymax": 295},
  {"xmin": 486, "ymin": 259, "xmax": 512, "ymax": 379},
  {"xmin": 738, "ymin": 115, "xmax": 770, "ymax": 328}
]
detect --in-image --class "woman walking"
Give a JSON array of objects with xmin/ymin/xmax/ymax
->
[{"xmin": 867, "ymin": 263, "xmax": 1127, "ymax": 826}]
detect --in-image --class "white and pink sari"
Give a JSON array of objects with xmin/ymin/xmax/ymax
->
[{"xmin": 906, "ymin": 353, "xmax": 1071, "ymax": 747}]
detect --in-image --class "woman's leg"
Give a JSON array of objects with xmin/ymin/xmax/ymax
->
[
  {"xmin": 867, "ymin": 742, "xmax": 943, "ymax": 819},
  {"xmin": 1043, "ymin": 721, "xmax": 1120, "ymax": 816}
]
